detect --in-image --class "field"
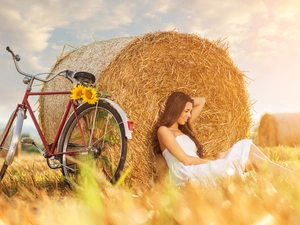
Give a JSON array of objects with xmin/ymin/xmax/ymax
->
[{"xmin": 1, "ymin": 145, "xmax": 300, "ymax": 225}]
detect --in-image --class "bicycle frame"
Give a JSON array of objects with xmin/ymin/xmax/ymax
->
[
  {"xmin": 3, "ymin": 88, "xmax": 83, "ymax": 158},
  {"xmin": 1, "ymin": 46, "xmax": 134, "ymax": 184}
]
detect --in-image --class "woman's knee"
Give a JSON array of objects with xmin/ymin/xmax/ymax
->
[
  {"xmin": 249, "ymin": 144, "xmax": 270, "ymax": 161},
  {"xmin": 247, "ymin": 152, "xmax": 268, "ymax": 171}
]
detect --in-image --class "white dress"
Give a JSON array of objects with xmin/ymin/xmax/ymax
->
[{"xmin": 162, "ymin": 135, "xmax": 252, "ymax": 187}]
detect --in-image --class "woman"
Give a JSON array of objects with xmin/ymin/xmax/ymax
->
[{"xmin": 156, "ymin": 91, "xmax": 295, "ymax": 187}]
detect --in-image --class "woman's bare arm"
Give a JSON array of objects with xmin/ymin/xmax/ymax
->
[
  {"xmin": 189, "ymin": 97, "xmax": 206, "ymax": 125},
  {"xmin": 157, "ymin": 126, "xmax": 209, "ymax": 165}
]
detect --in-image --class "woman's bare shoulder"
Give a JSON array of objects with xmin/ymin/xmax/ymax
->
[
  {"xmin": 157, "ymin": 126, "xmax": 178, "ymax": 139},
  {"xmin": 157, "ymin": 126, "xmax": 169, "ymax": 135}
]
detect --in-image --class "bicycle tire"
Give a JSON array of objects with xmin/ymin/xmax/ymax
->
[
  {"xmin": 58, "ymin": 101, "xmax": 127, "ymax": 187},
  {"xmin": 0, "ymin": 109, "xmax": 24, "ymax": 181}
]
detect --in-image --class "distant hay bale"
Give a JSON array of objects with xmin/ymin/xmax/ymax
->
[
  {"xmin": 258, "ymin": 112, "xmax": 300, "ymax": 147},
  {"xmin": 39, "ymin": 31, "xmax": 251, "ymax": 187},
  {"xmin": 257, "ymin": 114, "xmax": 278, "ymax": 146}
]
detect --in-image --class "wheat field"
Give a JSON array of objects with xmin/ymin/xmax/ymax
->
[{"xmin": 1, "ymin": 144, "xmax": 300, "ymax": 225}]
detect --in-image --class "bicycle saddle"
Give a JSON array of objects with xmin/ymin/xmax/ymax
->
[{"xmin": 72, "ymin": 71, "xmax": 96, "ymax": 84}]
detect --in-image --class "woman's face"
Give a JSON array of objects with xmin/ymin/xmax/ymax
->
[{"xmin": 177, "ymin": 102, "xmax": 193, "ymax": 125}]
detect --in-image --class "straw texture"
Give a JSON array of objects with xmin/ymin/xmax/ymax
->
[{"xmin": 39, "ymin": 31, "xmax": 251, "ymax": 187}]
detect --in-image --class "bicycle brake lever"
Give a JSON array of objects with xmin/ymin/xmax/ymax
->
[
  {"xmin": 66, "ymin": 76, "xmax": 73, "ymax": 83},
  {"xmin": 65, "ymin": 70, "xmax": 75, "ymax": 83}
]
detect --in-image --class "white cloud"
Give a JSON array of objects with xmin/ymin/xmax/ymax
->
[
  {"xmin": 144, "ymin": 12, "xmax": 160, "ymax": 20},
  {"xmin": 1, "ymin": 0, "xmax": 300, "ymax": 126},
  {"xmin": 151, "ymin": 0, "xmax": 176, "ymax": 14},
  {"xmin": 272, "ymin": 0, "xmax": 300, "ymax": 20},
  {"xmin": 0, "ymin": 8, "xmax": 51, "ymax": 52},
  {"xmin": 0, "ymin": 0, "xmax": 106, "ymax": 52}
]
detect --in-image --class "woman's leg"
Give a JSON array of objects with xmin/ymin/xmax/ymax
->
[
  {"xmin": 249, "ymin": 143, "xmax": 271, "ymax": 161},
  {"xmin": 217, "ymin": 142, "xmax": 269, "ymax": 160},
  {"xmin": 246, "ymin": 151, "xmax": 296, "ymax": 175},
  {"xmin": 218, "ymin": 142, "xmax": 296, "ymax": 175}
]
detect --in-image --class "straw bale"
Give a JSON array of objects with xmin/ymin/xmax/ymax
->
[
  {"xmin": 257, "ymin": 113, "xmax": 278, "ymax": 147},
  {"xmin": 38, "ymin": 36, "xmax": 135, "ymax": 140},
  {"xmin": 39, "ymin": 31, "xmax": 251, "ymax": 188},
  {"xmin": 258, "ymin": 112, "xmax": 300, "ymax": 147}
]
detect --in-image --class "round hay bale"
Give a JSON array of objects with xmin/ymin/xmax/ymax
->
[
  {"xmin": 38, "ymin": 36, "xmax": 135, "ymax": 137},
  {"xmin": 39, "ymin": 31, "xmax": 251, "ymax": 188},
  {"xmin": 258, "ymin": 112, "xmax": 300, "ymax": 147},
  {"xmin": 257, "ymin": 113, "xmax": 278, "ymax": 147}
]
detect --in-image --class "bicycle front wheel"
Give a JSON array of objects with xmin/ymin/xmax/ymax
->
[
  {"xmin": 0, "ymin": 109, "xmax": 24, "ymax": 181},
  {"xmin": 58, "ymin": 101, "xmax": 127, "ymax": 186}
]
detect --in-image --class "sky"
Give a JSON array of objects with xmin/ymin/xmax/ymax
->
[{"xmin": 1, "ymin": 0, "xmax": 300, "ymax": 132}]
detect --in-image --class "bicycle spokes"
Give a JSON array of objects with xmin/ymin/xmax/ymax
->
[{"xmin": 59, "ymin": 102, "xmax": 127, "ymax": 186}]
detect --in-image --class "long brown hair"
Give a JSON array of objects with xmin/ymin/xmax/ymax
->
[{"xmin": 153, "ymin": 92, "xmax": 204, "ymax": 157}]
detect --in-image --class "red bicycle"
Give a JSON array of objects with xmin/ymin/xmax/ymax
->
[{"xmin": 0, "ymin": 47, "xmax": 133, "ymax": 187}]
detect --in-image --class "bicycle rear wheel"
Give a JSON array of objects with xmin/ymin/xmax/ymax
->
[
  {"xmin": 0, "ymin": 109, "xmax": 24, "ymax": 181},
  {"xmin": 58, "ymin": 101, "xmax": 127, "ymax": 187}
]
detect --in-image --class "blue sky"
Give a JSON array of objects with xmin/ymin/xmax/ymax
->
[{"xmin": 1, "ymin": 0, "xmax": 300, "ymax": 131}]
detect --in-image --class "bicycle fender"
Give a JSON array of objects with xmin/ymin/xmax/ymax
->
[
  {"xmin": 6, "ymin": 108, "xmax": 25, "ymax": 165},
  {"xmin": 99, "ymin": 98, "xmax": 133, "ymax": 139}
]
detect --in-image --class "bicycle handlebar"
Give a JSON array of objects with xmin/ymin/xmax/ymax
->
[
  {"xmin": 6, "ymin": 46, "xmax": 73, "ymax": 83},
  {"xmin": 6, "ymin": 46, "xmax": 20, "ymax": 62}
]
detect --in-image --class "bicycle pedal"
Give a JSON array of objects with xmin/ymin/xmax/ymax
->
[{"xmin": 21, "ymin": 137, "xmax": 34, "ymax": 147}]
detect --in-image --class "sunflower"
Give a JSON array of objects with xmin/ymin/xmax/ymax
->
[
  {"xmin": 70, "ymin": 84, "xmax": 84, "ymax": 101},
  {"xmin": 82, "ymin": 87, "xmax": 98, "ymax": 104}
]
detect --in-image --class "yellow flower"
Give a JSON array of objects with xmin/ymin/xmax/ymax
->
[
  {"xmin": 82, "ymin": 87, "xmax": 98, "ymax": 104},
  {"xmin": 70, "ymin": 84, "xmax": 84, "ymax": 101}
]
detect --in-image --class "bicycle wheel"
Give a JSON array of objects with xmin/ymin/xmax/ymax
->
[
  {"xmin": 0, "ymin": 109, "xmax": 24, "ymax": 181},
  {"xmin": 58, "ymin": 101, "xmax": 127, "ymax": 186}
]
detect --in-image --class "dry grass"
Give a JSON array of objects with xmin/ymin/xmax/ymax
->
[
  {"xmin": 4, "ymin": 30, "xmax": 300, "ymax": 224},
  {"xmin": 1, "ymin": 145, "xmax": 300, "ymax": 224},
  {"xmin": 0, "ymin": 154, "xmax": 71, "ymax": 197}
]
